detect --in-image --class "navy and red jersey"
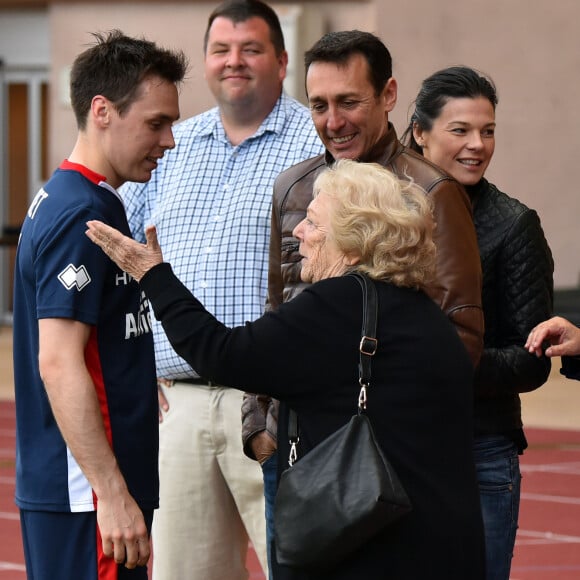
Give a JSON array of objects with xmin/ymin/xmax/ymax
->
[{"xmin": 13, "ymin": 161, "xmax": 158, "ymax": 513}]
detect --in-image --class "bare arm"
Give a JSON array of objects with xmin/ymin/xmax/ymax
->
[{"xmin": 38, "ymin": 318, "xmax": 150, "ymax": 569}]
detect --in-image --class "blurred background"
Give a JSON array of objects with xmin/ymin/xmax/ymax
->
[
  {"xmin": 1, "ymin": 0, "xmax": 580, "ymax": 326},
  {"xmin": 1, "ymin": 4, "xmax": 580, "ymax": 577}
]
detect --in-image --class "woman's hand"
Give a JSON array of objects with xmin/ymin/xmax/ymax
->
[
  {"xmin": 86, "ymin": 221, "xmax": 163, "ymax": 282},
  {"xmin": 526, "ymin": 316, "xmax": 580, "ymax": 358}
]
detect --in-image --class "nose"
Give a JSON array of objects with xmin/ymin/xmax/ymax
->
[
  {"xmin": 293, "ymin": 218, "xmax": 306, "ymax": 240},
  {"xmin": 467, "ymin": 131, "xmax": 484, "ymax": 150},
  {"xmin": 326, "ymin": 105, "xmax": 345, "ymax": 133},
  {"xmin": 161, "ymin": 126, "xmax": 176, "ymax": 150},
  {"xmin": 226, "ymin": 47, "xmax": 243, "ymax": 68}
]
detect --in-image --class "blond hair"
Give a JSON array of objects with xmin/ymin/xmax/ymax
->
[{"xmin": 313, "ymin": 159, "xmax": 436, "ymax": 288}]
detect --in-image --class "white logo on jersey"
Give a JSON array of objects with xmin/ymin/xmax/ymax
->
[
  {"xmin": 58, "ymin": 264, "xmax": 92, "ymax": 291},
  {"xmin": 125, "ymin": 291, "xmax": 152, "ymax": 339},
  {"xmin": 28, "ymin": 189, "xmax": 49, "ymax": 219},
  {"xmin": 116, "ymin": 271, "xmax": 133, "ymax": 286}
]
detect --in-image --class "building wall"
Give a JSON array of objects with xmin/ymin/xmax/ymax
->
[
  {"xmin": 48, "ymin": 2, "xmax": 374, "ymax": 166},
  {"xmin": 43, "ymin": 1, "xmax": 580, "ymax": 288},
  {"xmin": 378, "ymin": 0, "xmax": 580, "ymax": 289}
]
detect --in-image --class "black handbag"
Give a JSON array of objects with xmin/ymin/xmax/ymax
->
[{"xmin": 274, "ymin": 272, "xmax": 412, "ymax": 570}]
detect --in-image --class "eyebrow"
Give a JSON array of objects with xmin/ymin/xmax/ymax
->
[
  {"xmin": 149, "ymin": 113, "xmax": 180, "ymax": 124},
  {"xmin": 309, "ymin": 91, "xmax": 359, "ymax": 103},
  {"xmin": 305, "ymin": 204, "xmax": 318, "ymax": 219},
  {"xmin": 209, "ymin": 40, "xmax": 265, "ymax": 50},
  {"xmin": 447, "ymin": 120, "xmax": 496, "ymax": 127}
]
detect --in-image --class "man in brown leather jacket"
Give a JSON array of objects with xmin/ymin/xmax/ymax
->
[{"xmin": 242, "ymin": 30, "xmax": 484, "ymax": 527}]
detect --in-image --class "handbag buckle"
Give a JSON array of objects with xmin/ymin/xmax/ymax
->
[
  {"xmin": 288, "ymin": 439, "xmax": 299, "ymax": 467},
  {"xmin": 358, "ymin": 383, "xmax": 368, "ymax": 410},
  {"xmin": 359, "ymin": 336, "xmax": 377, "ymax": 356}
]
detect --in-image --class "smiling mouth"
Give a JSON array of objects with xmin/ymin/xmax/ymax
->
[
  {"xmin": 457, "ymin": 159, "xmax": 482, "ymax": 166},
  {"xmin": 330, "ymin": 134, "xmax": 356, "ymax": 145}
]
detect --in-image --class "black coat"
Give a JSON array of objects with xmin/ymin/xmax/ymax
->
[
  {"xmin": 142, "ymin": 264, "xmax": 485, "ymax": 579},
  {"xmin": 468, "ymin": 179, "xmax": 554, "ymax": 441}
]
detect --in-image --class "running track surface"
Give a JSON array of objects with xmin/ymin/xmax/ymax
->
[{"xmin": 1, "ymin": 400, "xmax": 579, "ymax": 579}]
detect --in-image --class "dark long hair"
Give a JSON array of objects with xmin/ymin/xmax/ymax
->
[{"xmin": 402, "ymin": 66, "xmax": 498, "ymax": 154}]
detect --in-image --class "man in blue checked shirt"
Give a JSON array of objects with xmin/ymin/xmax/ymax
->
[{"xmin": 120, "ymin": 1, "xmax": 322, "ymax": 579}]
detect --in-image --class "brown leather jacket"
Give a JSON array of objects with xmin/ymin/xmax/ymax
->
[{"xmin": 241, "ymin": 124, "xmax": 484, "ymax": 459}]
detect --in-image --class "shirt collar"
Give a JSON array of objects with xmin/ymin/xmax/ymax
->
[
  {"xmin": 324, "ymin": 123, "xmax": 399, "ymax": 166},
  {"xmin": 201, "ymin": 92, "xmax": 289, "ymax": 144},
  {"xmin": 59, "ymin": 159, "xmax": 124, "ymax": 205}
]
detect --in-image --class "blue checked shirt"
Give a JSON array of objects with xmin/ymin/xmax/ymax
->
[{"xmin": 121, "ymin": 93, "xmax": 323, "ymax": 379}]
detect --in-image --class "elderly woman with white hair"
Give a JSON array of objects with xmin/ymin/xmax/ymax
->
[{"xmin": 86, "ymin": 159, "xmax": 485, "ymax": 580}]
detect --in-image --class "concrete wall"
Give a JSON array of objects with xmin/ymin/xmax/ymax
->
[
  {"xmin": 0, "ymin": 10, "xmax": 49, "ymax": 66},
  {"xmin": 47, "ymin": 2, "xmax": 374, "ymax": 165},
  {"xmin": 46, "ymin": 1, "xmax": 580, "ymax": 287},
  {"xmin": 378, "ymin": 0, "xmax": 580, "ymax": 288}
]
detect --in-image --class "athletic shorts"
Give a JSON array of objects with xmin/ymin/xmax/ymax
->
[{"xmin": 20, "ymin": 509, "xmax": 154, "ymax": 580}]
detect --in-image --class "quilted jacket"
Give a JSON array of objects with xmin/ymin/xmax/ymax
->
[
  {"xmin": 561, "ymin": 356, "xmax": 580, "ymax": 379},
  {"xmin": 468, "ymin": 178, "xmax": 554, "ymax": 440}
]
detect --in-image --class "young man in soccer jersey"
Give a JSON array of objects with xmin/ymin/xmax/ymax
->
[{"xmin": 12, "ymin": 31, "xmax": 186, "ymax": 580}]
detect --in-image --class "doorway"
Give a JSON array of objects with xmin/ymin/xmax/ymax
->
[{"xmin": 0, "ymin": 65, "xmax": 49, "ymax": 322}]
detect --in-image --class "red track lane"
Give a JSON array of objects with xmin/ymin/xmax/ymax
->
[
  {"xmin": 2, "ymin": 400, "xmax": 580, "ymax": 579},
  {"xmin": 512, "ymin": 427, "xmax": 580, "ymax": 580},
  {"xmin": 0, "ymin": 401, "xmax": 25, "ymax": 579},
  {"xmin": 0, "ymin": 401, "xmax": 265, "ymax": 580}
]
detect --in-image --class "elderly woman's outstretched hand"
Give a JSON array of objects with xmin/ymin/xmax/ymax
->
[{"xmin": 86, "ymin": 221, "xmax": 163, "ymax": 282}]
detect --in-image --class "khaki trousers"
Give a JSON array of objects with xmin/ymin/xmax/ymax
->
[{"xmin": 152, "ymin": 383, "xmax": 268, "ymax": 579}]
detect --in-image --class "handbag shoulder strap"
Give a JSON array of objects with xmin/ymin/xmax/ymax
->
[
  {"xmin": 287, "ymin": 272, "xmax": 379, "ymax": 465},
  {"xmin": 350, "ymin": 272, "xmax": 378, "ymax": 410}
]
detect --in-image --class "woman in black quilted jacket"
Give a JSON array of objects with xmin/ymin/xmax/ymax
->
[{"xmin": 403, "ymin": 66, "xmax": 554, "ymax": 580}]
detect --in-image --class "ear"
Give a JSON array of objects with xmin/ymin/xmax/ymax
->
[
  {"xmin": 382, "ymin": 77, "xmax": 398, "ymax": 114},
  {"xmin": 343, "ymin": 253, "xmax": 361, "ymax": 267},
  {"xmin": 91, "ymin": 95, "xmax": 111, "ymax": 129},
  {"xmin": 277, "ymin": 50, "xmax": 289, "ymax": 83},
  {"xmin": 412, "ymin": 122, "xmax": 427, "ymax": 148}
]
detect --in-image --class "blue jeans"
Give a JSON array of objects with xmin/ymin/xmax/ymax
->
[
  {"xmin": 261, "ymin": 452, "xmax": 278, "ymax": 580},
  {"xmin": 474, "ymin": 434, "xmax": 521, "ymax": 580}
]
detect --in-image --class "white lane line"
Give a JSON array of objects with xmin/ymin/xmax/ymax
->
[
  {"xmin": 516, "ymin": 529, "xmax": 580, "ymax": 546},
  {"xmin": 0, "ymin": 511, "xmax": 19, "ymax": 521},
  {"xmin": 521, "ymin": 492, "xmax": 580, "ymax": 505},
  {"xmin": 522, "ymin": 462, "xmax": 580, "ymax": 475},
  {"xmin": 0, "ymin": 562, "xmax": 26, "ymax": 571}
]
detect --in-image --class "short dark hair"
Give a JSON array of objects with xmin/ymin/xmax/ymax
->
[
  {"xmin": 204, "ymin": 0, "xmax": 285, "ymax": 55},
  {"xmin": 402, "ymin": 66, "xmax": 498, "ymax": 153},
  {"xmin": 304, "ymin": 30, "xmax": 392, "ymax": 96},
  {"xmin": 70, "ymin": 29, "xmax": 188, "ymax": 130}
]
